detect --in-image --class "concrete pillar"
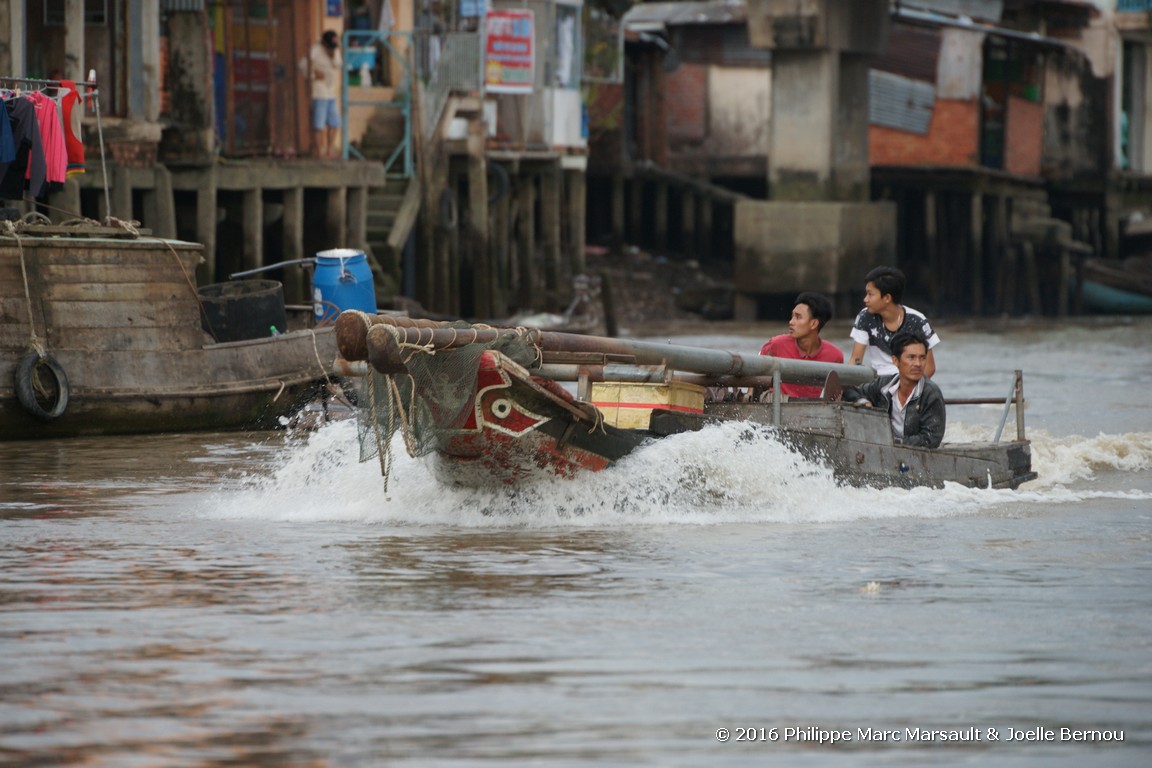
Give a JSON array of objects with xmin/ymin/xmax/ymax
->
[
  {"xmin": 0, "ymin": 2, "xmax": 27, "ymax": 78},
  {"xmin": 151, "ymin": 165, "xmax": 176, "ymax": 239},
  {"xmin": 111, "ymin": 167, "xmax": 133, "ymax": 223},
  {"xmin": 196, "ymin": 168, "xmax": 219, "ymax": 284},
  {"xmin": 242, "ymin": 188, "xmax": 263, "ymax": 272},
  {"xmin": 64, "ymin": 0, "xmax": 85, "ymax": 82},
  {"xmin": 734, "ymin": 0, "xmax": 895, "ymax": 317},
  {"xmin": 282, "ymin": 187, "xmax": 306, "ymax": 304},
  {"xmin": 164, "ymin": 13, "xmax": 215, "ymax": 160},
  {"xmin": 143, "ymin": 1, "xmax": 161, "ymax": 121},
  {"xmin": 48, "ymin": 178, "xmax": 82, "ymax": 222}
]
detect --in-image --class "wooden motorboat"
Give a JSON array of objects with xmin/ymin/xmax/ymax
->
[
  {"xmin": 1078, "ymin": 255, "xmax": 1152, "ymax": 314},
  {"xmin": 334, "ymin": 313, "xmax": 1036, "ymax": 491},
  {"xmin": 1, "ymin": 219, "xmax": 339, "ymax": 439}
]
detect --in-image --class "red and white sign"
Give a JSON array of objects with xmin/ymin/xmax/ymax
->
[{"xmin": 484, "ymin": 9, "xmax": 534, "ymax": 94}]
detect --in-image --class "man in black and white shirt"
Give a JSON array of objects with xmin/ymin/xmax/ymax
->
[{"xmin": 848, "ymin": 266, "xmax": 940, "ymax": 377}]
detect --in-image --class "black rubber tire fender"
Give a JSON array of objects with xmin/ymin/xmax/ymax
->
[
  {"xmin": 487, "ymin": 163, "xmax": 509, "ymax": 205},
  {"xmin": 15, "ymin": 351, "xmax": 70, "ymax": 421},
  {"xmin": 437, "ymin": 189, "xmax": 459, "ymax": 230}
]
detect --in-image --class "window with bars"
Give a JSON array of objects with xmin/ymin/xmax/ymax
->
[{"xmin": 43, "ymin": 0, "xmax": 109, "ymax": 26}]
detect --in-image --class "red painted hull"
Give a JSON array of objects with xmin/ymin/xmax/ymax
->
[{"xmin": 429, "ymin": 352, "xmax": 645, "ymax": 486}]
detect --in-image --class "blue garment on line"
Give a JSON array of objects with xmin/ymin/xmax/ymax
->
[{"xmin": 0, "ymin": 101, "xmax": 15, "ymax": 164}]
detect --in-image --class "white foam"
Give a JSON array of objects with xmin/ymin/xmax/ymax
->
[{"xmin": 204, "ymin": 419, "xmax": 1152, "ymax": 528}]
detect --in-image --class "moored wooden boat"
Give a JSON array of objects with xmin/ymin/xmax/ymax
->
[
  {"xmin": 1, "ymin": 221, "xmax": 339, "ymax": 439},
  {"xmin": 335, "ymin": 313, "xmax": 1037, "ymax": 491},
  {"xmin": 1078, "ymin": 255, "xmax": 1152, "ymax": 314}
]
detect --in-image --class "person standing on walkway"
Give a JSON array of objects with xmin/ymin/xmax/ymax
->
[{"xmin": 309, "ymin": 30, "xmax": 343, "ymax": 158}]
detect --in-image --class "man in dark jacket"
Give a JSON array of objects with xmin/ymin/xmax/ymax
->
[{"xmin": 842, "ymin": 331, "xmax": 946, "ymax": 449}]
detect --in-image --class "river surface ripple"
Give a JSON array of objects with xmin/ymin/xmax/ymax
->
[{"xmin": 2, "ymin": 318, "xmax": 1151, "ymax": 767}]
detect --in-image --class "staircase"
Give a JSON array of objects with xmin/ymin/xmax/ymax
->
[{"xmin": 355, "ymin": 108, "xmax": 415, "ymax": 303}]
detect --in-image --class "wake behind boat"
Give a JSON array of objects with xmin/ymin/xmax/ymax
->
[{"xmin": 334, "ymin": 313, "xmax": 1036, "ymax": 491}]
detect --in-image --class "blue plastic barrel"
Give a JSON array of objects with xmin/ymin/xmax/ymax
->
[{"xmin": 313, "ymin": 248, "xmax": 377, "ymax": 320}]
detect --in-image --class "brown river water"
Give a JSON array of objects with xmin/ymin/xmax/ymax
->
[{"xmin": 2, "ymin": 317, "xmax": 1151, "ymax": 767}]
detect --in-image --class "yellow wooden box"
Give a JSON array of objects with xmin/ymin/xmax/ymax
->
[{"xmin": 591, "ymin": 381, "xmax": 706, "ymax": 429}]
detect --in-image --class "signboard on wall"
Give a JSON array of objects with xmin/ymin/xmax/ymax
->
[{"xmin": 484, "ymin": 9, "xmax": 534, "ymax": 94}]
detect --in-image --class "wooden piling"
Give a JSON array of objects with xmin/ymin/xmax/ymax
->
[
  {"xmin": 681, "ymin": 189, "xmax": 696, "ymax": 259},
  {"xmin": 282, "ymin": 186, "xmax": 305, "ymax": 304},
  {"xmin": 492, "ymin": 172, "xmax": 510, "ymax": 316},
  {"xmin": 347, "ymin": 185, "xmax": 367, "ymax": 252},
  {"xmin": 541, "ymin": 162, "xmax": 562, "ymax": 304},
  {"xmin": 467, "ymin": 118, "xmax": 491, "ymax": 318},
  {"xmin": 516, "ymin": 173, "xmax": 536, "ymax": 309},
  {"xmin": 970, "ymin": 191, "xmax": 983, "ymax": 315},
  {"xmin": 611, "ymin": 173, "xmax": 625, "ymax": 258},
  {"xmin": 629, "ymin": 178, "xmax": 643, "ymax": 247},
  {"xmin": 924, "ymin": 191, "xmax": 938, "ymax": 310},
  {"xmin": 566, "ymin": 168, "xmax": 586, "ymax": 275},
  {"xmin": 654, "ymin": 181, "xmax": 668, "ymax": 253},
  {"xmin": 242, "ymin": 187, "xmax": 263, "ymax": 273},
  {"xmin": 195, "ymin": 169, "xmax": 218, "ymax": 284}
]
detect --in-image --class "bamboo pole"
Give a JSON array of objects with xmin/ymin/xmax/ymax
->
[{"xmin": 340, "ymin": 315, "xmax": 876, "ymax": 386}]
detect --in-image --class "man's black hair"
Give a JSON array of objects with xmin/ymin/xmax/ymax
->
[
  {"xmin": 865, "ymin": 266, "xmax": 905, "ymax": 304},
  {"xmin": 794, "ymin": 291, "xmax": 833, "ymax": 332},
  {"xmin": 322, "ymin": 30, "xmax": 339, "ymax": 48},
  {"xmin": 890, "ymin": 331, "xmax": 927, "ymax": 360}
]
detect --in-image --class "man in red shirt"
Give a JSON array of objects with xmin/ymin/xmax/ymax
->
[{"xmin": 760, "ymin": 292, "xmax": 845, "ymax": 399}]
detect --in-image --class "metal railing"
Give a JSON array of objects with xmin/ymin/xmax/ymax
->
[
  {"xmin": 340, "ymin": 30, "xmax": 413, "ymax": 177},
  {"xmin": 418, "ymin": 32, "xmax": 483, "ymax": 141}
]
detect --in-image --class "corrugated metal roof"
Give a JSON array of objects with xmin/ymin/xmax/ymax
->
[
  {"xmin": 870, "ymin": 70, "xmax": 936, "ymax": 135},
  {"xmin": 623, "ymin": 1, "xmax": 747, "ymax": 30},
  {"xmin": 902, "ymin": 1, "xmax": 1004, "ymax": 23},
  {"xmin": 873, "ymin": 23, "xmax": 941, "ymax": 83}
]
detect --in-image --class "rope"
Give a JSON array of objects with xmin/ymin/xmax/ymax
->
[
  {"xmin": 2, "ymin": 221, "xmax": 46, "ymax": 358},
  {"xmin": 308, "ymin": 329, "xmax": 335, "ymax": 388},
  {"xmin": 366, "ymin": 365, "xmax": 392, "ymax": 492},
  {"xmin": 103, "ymin": 216, "xmax": 140, "ymax": 236},
  {"xmin": 161, "ymin": 238, "xmax": 217, "ymax": 342}
]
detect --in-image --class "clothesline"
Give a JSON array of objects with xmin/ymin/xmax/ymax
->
[
  {"xmin": 0, "ymin": 76, "xmax": 99, "ymax": 91},
  {"xmin": 1, "ymin": 75, "xmax": 109, "ymax": 218}
]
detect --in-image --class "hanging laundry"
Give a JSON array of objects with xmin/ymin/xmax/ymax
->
[
  {"xmin": 1, "ymin": 97, "xmax": 46, "ymax": 199},
  {"xmin": 53, "ymin": 80, "xmax": 85, "ymax": 176},
  {"xmin": 26, "ymin": 91, "xmax": 66, "ymax": 193},
  {"xmin": 0, "ymin": 96, "xmax": 14, "ymax": 165}
]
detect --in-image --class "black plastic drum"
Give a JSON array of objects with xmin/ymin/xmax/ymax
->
[{"xmin": 198, "ymin": 280, "xmax": 289, "ymax": 342}]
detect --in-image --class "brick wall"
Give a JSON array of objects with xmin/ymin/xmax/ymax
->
[
  {"xmin": 106, "ymin": 142, "xmax": 159, "ymax": 169},
  {"xmin": 1004, "ymin": 96, "xmax": 1043, "ymax": 177},
  {"xmin": 870, "ymin": 99, "xmax": 980, "ymax": 166},
  {"xmin": 666, "ymin": 63, "xmax": 708, "ymax": 145}
]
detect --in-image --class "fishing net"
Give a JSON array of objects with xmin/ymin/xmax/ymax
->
[{"xmin": 355, "ymin": 322, "xmax": 541, "ymax": 489}]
